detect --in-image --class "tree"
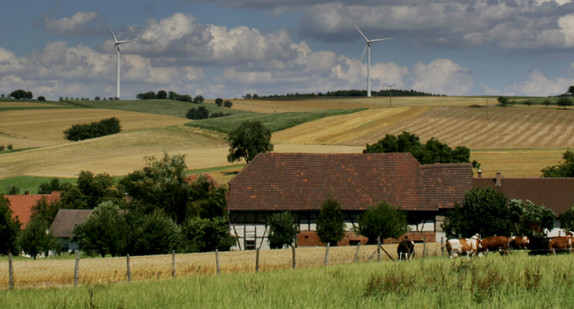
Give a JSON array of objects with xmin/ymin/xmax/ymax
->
[
  {"xmin": 316, "ymin": 197, "xmax": 345, "ymax": 246},
  {"xmin": 223, "ymin": 100, "xmax": 233, "ymax": 108},
  {"xmin": 136, "ymin": 91, "xmax": 156, "ymax": 100},
  {"xmin": 267, "ymin": 212, "xmax": 297, "ymax": 249},
  {"xmin": 37, "ymin": 178, "xmax": 62, "ymax": 194},
  {"xmin": 557, "ymin": 97, "xmax": 573, "ymax": 109},
  {"xmin": 497, "ymin": 96, "xmax": 509, "ymax": 106},
  {"xmin": 193, "ymin": 95, "xmax": 205, "ymax": 104},
  {"xmin": 10, "ymin": 89, "xmax": 33, "ymax": 100},
  {"xmin": 186, "ymin": 106, "xmax": 209, "ymax": 119},
  {"xmin": 188, "ymin": 175, "xmax": 227, "ymax": 219},
  {"xmin": 17, "ymin": 216, "xmax": 59, "ymax": 259},
  {"xmin": 541, "ymin": 150, "xmax": 574, "ymax": 177},
  {"xmin": 442, "ymin": 187, "xmax": 511, "ymax": 238},
  {"xmin": 215, "ymin": 98, "xmax": 223, "ymax": 107},
  {"xmin": 126, "ymin": 211, "xmax": 182, "ymax": 256},
  {"xmin": 357, "ymin": 200, "xmax": 408, "ymax": 244},
  {"xmin": 157, "ymin": 90, "xmax": 167, "ymax": 99},
  {"xmin": 227, "ymin": 121, "xmax": 273, "ymax": 163},
  {"xmin": 72, "ymin": 201, "xmax": 128, "ymax": 257},
  {"xmin": 560, "ymin": 206, "xmax": 574, "ymax": 233},
  {"xmin": 181, "ymin": 217, "xmax": 236, "ymax": 252},
  {"xmin": 568, "ymin": 85, "xmax": 574, "ymax": 95},
  {"xmin": 120, "ymin": 153, "xmax": 191, "ymax": 224},
  {"xmin": 60, "ymin": 171, "xmax": 123, "ymax": 209},
  {"xmin": 518, "ymin": 199, "xmax": 555, "ymax": 235},
  {"xmin": 0, "ymin": 196, "xmax": 21, "ymax": 254}
]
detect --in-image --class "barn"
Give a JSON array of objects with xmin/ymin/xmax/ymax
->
[{"xmin": 227, "ymin": 152, "xmax": 473, "ymax": 250}]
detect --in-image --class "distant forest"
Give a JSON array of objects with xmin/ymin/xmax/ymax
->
[{"xmin": 253, "ymin": 89, "xmax": 444, "ymax": 99}]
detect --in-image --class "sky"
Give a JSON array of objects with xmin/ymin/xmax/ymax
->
[{"xmin": 3, "ymin": 0, "xmax": 574, "ymax": 100}]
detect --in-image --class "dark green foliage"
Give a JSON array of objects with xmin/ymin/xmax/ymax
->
[
  {"xmin": 215, "ymin": 98, "xmax": 223, "ymax": 107},
  {"xmin": 63, "ymin": 117, "xmax": 121, "ymax": 141},
  {"xmin": 223, "ymin": 100, "xmax": 233, "ymax": 108},
  {"xmin": 542, "ymin": 150, "xmax": 574, "ymax": 177},
  {"xmin": 316, "ymin": 197, "xmax": 345, "ymax": 246},
  {"xmin": 557, "ymin": 97, "xmax": 573, "ymax": 109},
  {"xmin": 157, "ymin": 90, "xmax": 167, "ymax": 99},
  {"xmin": 168, "ymin": 91, "xmax": 192, "ymax": 102},
  {"xmin": 497, "ymin": 96, "xmax": 509, "ymax": 106},
  {"xmin": 7, "ymin": 185, "xmax": 19, "ymax": 195},
  {"xmin": 227, "ymin": 120, "xmax": 273, "ymax": 163},
  {"xmin": 560, "ymin": 206, "xmax": 574, "ymax": 233},
  {"xmin": 512, "ymin": 199, "xmax": 555, "ymax": 235},
  {"xmin": 126, "ymin": 211, "xmax": 181, "ymax": 256},
  {"xmin": 181, "ymin": 217, "xmax": 236, "ymax": 252},
  {"xmin": 193, "ymin": 95, "xmax": 205, "ymax": 104},
  {"xmin": 364, "ymin": 132, "xmax": 476, "ymax": 166},
  {"xmin": 37, "ymin": 96, "xmax": 46, "ymax": 101},
  {"xmin": 188, "ymin": 175, "xmax": 228, "ymax": 219},
  {"xmin": 186, "ymin": 106, "xmax": 210, "ymax": 119},
  {"xmin": 60, "ymin": 171, "xmax": 124, "ymax": 209},
  {"xmin": 30, "ymin": 197, "xmax": 63, "ymax": 224},
  {"xmin": 443, "ymin": 187, "xmax": 511, "ymax": 238},
  {"xmin": 0, "ymin": 196, "xmax": 21, "ymax": 254},
  {"xmin": 267, "ymin": 212, "xmax": 297, "ymax": 249},
  {"xmin": 17, "ymin": 216, "xmax": 59, "ymax": 259},
  {"xmin": 37, "ymin": 178, "xmax": 62, "ymax": 194},
  {"xmin": 10, "ymin": 89, "xmax": 33, "ymax": 99},
  {"xmin": 357, "ymin": 200, "xmax": 408, "ymax": 244},
  {"xmin": 120, "ymin": 153, "xmax": 191, "ymax": 224},
  {"xmin": 73, "ymin": 202, "xmax": 127, "ymax": 257},
  {"xmin": 136, "ymin": 91, "xmax": 156, "ymax": 100}
]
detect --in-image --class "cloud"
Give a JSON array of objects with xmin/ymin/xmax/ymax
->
[
  {"xmin": 505, "ymin": 70, "xmax": 572, "ymax": 96},
  {"xmin": 41, "ymin": 11, "xmax": 102, "ymax": 35},
  {"xmin": 411, "ymin": 59, "xmax": 473, "ymax": 95}
]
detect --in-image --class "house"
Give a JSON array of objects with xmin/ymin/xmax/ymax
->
[
  {"xmin": 4, "ymin": 191, "xmax": 61, "ymax": 228},
  {"xmin": 473, "ymin": 172, "xmax": 574, "ymax": 236},
  {"xmin": 227, "ymin": 152, "xmax": 473, "ymax": 250},
  {"xmin": 50, "ymin": 209, "xmax": 93, "ymax": 252}
]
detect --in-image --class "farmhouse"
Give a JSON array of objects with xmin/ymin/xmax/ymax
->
[
  {"xmin": 50, "ymin": 209, "xmax": 93, "ymax": 252},
  {"xmin": 227, "ymin": 152, "xmax": 473, "ymax": 250}
]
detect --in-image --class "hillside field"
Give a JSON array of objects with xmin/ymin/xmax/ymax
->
[{"xmin": 0, "ymin": 97, "xmax": 572, "ymax": 190}]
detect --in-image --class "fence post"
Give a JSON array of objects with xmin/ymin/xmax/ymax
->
[
  {"xmin": 255, "ymin": 248, "xmax": 260, "ymax": 273},
  {"xmin": 324, "ymin": 243, "xmax": 330, "ymax": 267},
  {"xmin": 74, "ymin": 250, "xmax": 80, "ymax": 287},
  {"xmin": 377, "ymin": 237, "xmax": 381, "ymax": 262},
  {"xmin": 423, "ymin": 238, "xmax": 427, "ymax": 258},
  {"xmin": 440, "ymin": 237, "xmax": 444, "ymax": 256},
  {"xmin": 291, "ymin": 245, "xmax": 296, "ymax": 270},
  {"xmin": 8, "ymin": 252, "xmax": 14, "ymax": 290},
  {"xmin": 126, "ymin": 254, "xmax": 131, "ymax": 282},
  {"xmin": 215, "ymin": 249, "xmax": 221, "ymax": 276},
  {"xmin": 172, "ymin": 250, "xmax": 176, "ymax": 279},
  {"xmin": 354, "ymin": 243, "xmax": 361, "ymax": 263}
]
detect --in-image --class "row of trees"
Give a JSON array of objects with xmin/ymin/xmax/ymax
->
[
  {"xmin": 63, "ymin": 117, "xmax": 121, "ymax": 141},
  {"xmin": 136, "ymin": 90, "xmax": 205, "ymax": 103},
  {"xmin": 186, "ymin": 106, "xmax": 228, "ymax": 120},
  {"xmin": 252, "ymin": 89, "xmax": 442, "ymax": 99}
]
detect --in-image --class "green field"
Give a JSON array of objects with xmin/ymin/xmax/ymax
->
[{"xmin": 2, "ymin": 253, "xmax": 574, "ymax": 308}]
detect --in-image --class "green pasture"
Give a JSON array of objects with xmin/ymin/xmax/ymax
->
[{"xmin": 2, "ymin": 253, "xmax": 574, "ymax": 308}]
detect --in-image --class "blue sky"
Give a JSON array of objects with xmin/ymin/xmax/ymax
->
[{"xmin": 2, "ymin": 0, "xmax": 574, "ymax": 100}]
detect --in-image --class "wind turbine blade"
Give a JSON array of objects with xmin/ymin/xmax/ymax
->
[
  {"xmin": 360, "ymin": 46, "xmax": 367, "ymax": 62},
  {"xmin": 109, "ymin": 26, "xmax": 119, "ymax": 43},
  {"xmin": 354, "ymin": 24, "xmax": 369, "ymax": 42},
  {"xmin": 116, "ymin": 39, "xmax": 135, "ymax": 44},
  {"xmin": 370, "ymin": 38, "xmax": 391, "ymax": 43}
]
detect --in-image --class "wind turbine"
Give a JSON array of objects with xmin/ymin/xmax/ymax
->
[
  {"xmin": 109, "ymin": 26, "xmax": 134, "ymax": 100},
  {"xmin": 355, "ymin": 24, "xmax": 390, "ymax": 97}
]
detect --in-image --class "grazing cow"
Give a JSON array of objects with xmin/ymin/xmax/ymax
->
[
  {"xmin": 508, "ymin": 236, "xmax": 530, "ymax": 250},
  {"xmin": 548, "ymin": 236, "xmax": 574, "ymax": 255},
  {"xmin": 480, "ymin": 236, "xmax": 510, "ymax": 256},
  {"xmin": 528, "ymin": 236, "xmax": 550, "ymax": 255},
  {"xmin": 397, "ymin": 237, "xmax": 415, "ymax": 261},
  {"xmin": 445, "ymin": 234, "xmax": 482, "ymax": 259}
]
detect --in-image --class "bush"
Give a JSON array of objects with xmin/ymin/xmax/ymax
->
[
  {"xmin": 215, "ymin": 98, "xmax": 223, "ymax": 107},
  {"xmin": 267, "ymin": 212, "xmax": 297, "ymax": 249},
  {"xmin": 223, "ymin": 100, "xmax": 233, "ymax": 108},
  {"xmin": 186, "ymin": 106, "xmax": 210, "ymax": 120},
  {"xmin": 64, "ymin": 117, "xmax": 121, "ymax": 141}
]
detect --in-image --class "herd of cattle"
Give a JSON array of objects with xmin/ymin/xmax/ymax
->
[{"xmin": 396, "ymin": 233, "xmax": 574, "ymax": 260}]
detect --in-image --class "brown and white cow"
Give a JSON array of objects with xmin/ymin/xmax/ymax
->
[
  {"xmin": 480, "ymin": 236, "xmax": 510, "ymax": 255},
  {"xmin": 397, "ymin": 237, "xmax": 415, "ymax": 261},
  {"xmin": 548, "ymin": 236, "xmax": 574, "ymax": 255},
  {"xmin": 508, "ymin": 236, "xmax": 530, "ymax": 250},
  {"xmin": 445, "ymin": 234, "xmax": 482, "ymax": 259}
]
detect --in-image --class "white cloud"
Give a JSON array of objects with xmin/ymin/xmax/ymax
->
[
  {"xmin": 505, "ymin": 70, "xmax": 572, "ymax": 96},
  {"xmin": 42, "ymin": 11, "xmax": 101, "ymax": 35},
  {"xmin": 411, "ymin": 59, "xmax": 473, "ymax": 95}
]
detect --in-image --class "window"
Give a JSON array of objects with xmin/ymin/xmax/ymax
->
[{"xmin": 245, "ymin": 240, "xmax": 256, "ymax": 250}]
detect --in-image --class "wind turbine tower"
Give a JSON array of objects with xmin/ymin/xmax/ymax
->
[
  {"xmin": 355, "ymin": 25, "xmax": 390, "ymax": 97},
  {"xmin": 109, "ymin": 27, "xmax": 134, "ymax": 100}
]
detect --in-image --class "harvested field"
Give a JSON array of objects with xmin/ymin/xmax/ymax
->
[{"xmin": 0, "ymin": 242, "xmax": 441, "ymax": 289}]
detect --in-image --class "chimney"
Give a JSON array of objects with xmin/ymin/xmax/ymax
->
[
  {"xmin": 495, "ymin": 172, "xmax": 502, "ymax": 186},
  {"xmin": 477, "ymin": 170, "xmax": 482, "ymax": 178}
]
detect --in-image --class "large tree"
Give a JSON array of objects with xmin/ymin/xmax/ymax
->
[
  {"xmin": 316, "ymin": 197, "xmax": 346, "ymax": 246},
  {"xmin": 542, "ymin": 150, "xmax": 574, "ymax": 177},
  {"xmin": 0, "ymin": 196, "xmax": 21, "ymax": 255},
  {"xmin": 357, "ymin": 200, "xmax": 408, "ymax": 244},
  {"xmin": 267, "ymin": 212, "xmax": 297, "ymax": 249},
  {"xmin": 60, "ymin": 171, "xmax": 124, "ymax": 209},
  {"xmin": 227, "ymin": 120, "xmax": 273, "ymax": 163},
  {"xmin": 180, "ymin": 217, "xmax": 236, "ymax": 252},
  {"xmin": 17, "ymin": 216, "xmax": 59, "ymax": 259}
]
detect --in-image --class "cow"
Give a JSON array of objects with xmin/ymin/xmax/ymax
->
[
  {"xmin": 528, "ymin": 236, "xmax": 551, "ymax": 255},
  {"xmin": 444, "ymin": 234, "xmax": 482, "ymax": 259},
  {"xmin": 480, "ymin": 236, "xmax": 510, "ymax": 256},
  {"xmin": 548, "ymin": 236, "xmax": 574, "ymax": 255},
  {"xmin": 397, "ymin": 237, "xmax": 415, "ymax": 261},
  {"xmin": 508, "ymin": 236, "xmax": 530, "ymax": 250}
]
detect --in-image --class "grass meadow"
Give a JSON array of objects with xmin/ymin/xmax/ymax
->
[{"xmin": 2, "ymin": 251, "xmax": 574, "ymax": 308}]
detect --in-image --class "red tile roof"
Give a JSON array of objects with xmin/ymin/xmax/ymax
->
[
  {"xmin": 4, "ymin": 192, "xmax": 60, "ymax": 228},
  {"xmin": 473, "ymin": 176, "xmax": 574, "ymax": 214},
  {"xmin": 227, "ymin": 153, "xmax": 473, "ymax": 212}
]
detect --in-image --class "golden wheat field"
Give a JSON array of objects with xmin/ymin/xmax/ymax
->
[
  {"xmin": 0, "ymin": 243, "xmax": 441, "ymax": 289},
  {"xmin": 0, "ymin": 98, "xmax": 573, "ymax": 181}
]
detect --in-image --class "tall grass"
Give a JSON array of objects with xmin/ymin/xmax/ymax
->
[{"xmin": 2, "ymin": 253, "xmax": 574, "ymax": 308}]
